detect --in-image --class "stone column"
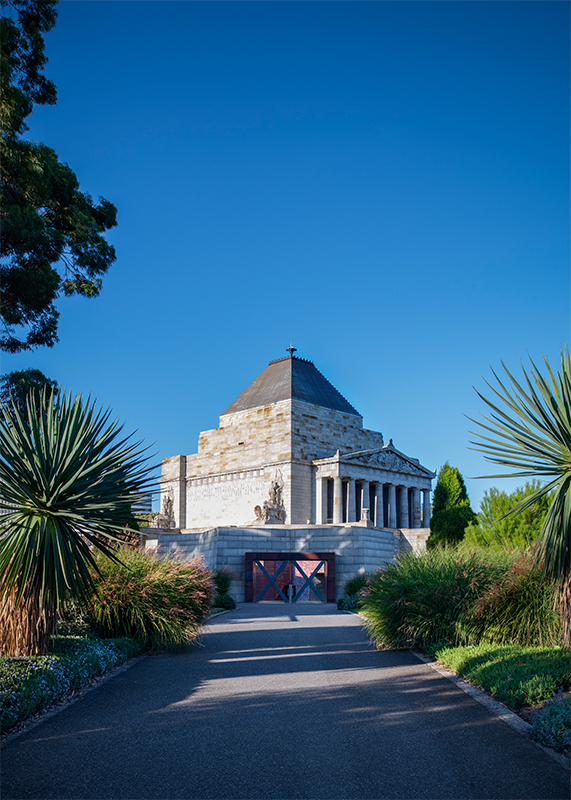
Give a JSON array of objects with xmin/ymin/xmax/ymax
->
[
  {"xmin": 316, "ymin": 477, "xmax": 326, "ymax": 524},
  {"xmin": 360, "ymin": 480, "xmax": 370, "ymax": 521},
  {"xmin": 400, "ymin": 486, "xmax": 409, "ymax": 528},
  {"xmin": 412, "ymin": 488, "xmax": 421, "ymax": 528},
  {"xmin": 347, "ymin": 479, "xmax": 356, "ymax": 523},
  {"xmin": 374, "ymin": 483, "xmax": 383, "ymax": 527},
  {"xmin": 333, "ymin": 476, "xmax": 343, "ymax": 524},
  {"xmin": 423, "ymin": 489, "xmax": 431, "ymax": 527},
  {"xmin": 388, "ymin": 484, "xmax": 397, "ymax": 528}
]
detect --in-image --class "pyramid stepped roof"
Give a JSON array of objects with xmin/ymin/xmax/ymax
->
[{"xmin": 223, "ymin": 354, "xmax": 360, "ymax": 416}]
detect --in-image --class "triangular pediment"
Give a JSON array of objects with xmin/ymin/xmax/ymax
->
[{"xmin": 340, "ymin": 444, "xmax": 435, "ymax": 478}]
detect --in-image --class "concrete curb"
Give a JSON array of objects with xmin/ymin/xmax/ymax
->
[{"xmin": 411, "ymin": 650, "xmax": 570, "ymax": 771}]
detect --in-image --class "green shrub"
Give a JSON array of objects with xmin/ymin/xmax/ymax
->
[
  {"xmin": 433, "ymin": 643, "xmax": 570, "ymax": 709},
  {"xmin": 213, "ymin": 593, "xmax": 236, "ymax": 611},
  {"xmin": 343, "ymin": 573, "xmax": 369, "ymax": 597},
  {"xmin": 361, "ymin": 546, "xmax": 515, "ymax": 650},
  {"xmin": 528, "ymin": 691, "xmax": 570, "ymax": 753},
  {"xmin": 57, "ymin": 600, "xmax": 94, "ymax": 637},
  {"xmin": 214, "ymin": 569, "xmax": 233, "ymax": 595},
  {"xmin": 84, "ymin": 547, "xmax": 214, "ymax": 649},
  {"xmin": 337, "ymin": 594, "xmax": 361, "ymax": 611},
  {"xmin": 463, "ymin": 482, "xmax": 551, "ymax": 549},
  {"xmin": 428, "ymin": 463, "xmax": 476, "ymax": 548},
  {"xmin": 0, "ymin": 636, "xmax": 143, "ymax": 731},
  {"xmin": 466, "ymin": 556, "xmax": 562, "ymax": 647}
]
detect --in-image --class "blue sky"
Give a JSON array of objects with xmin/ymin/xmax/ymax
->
[{"xmin": 4, "ymin": 0, "xmax": 569, "ymax": 511}]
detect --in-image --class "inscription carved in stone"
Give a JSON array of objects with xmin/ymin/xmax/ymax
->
[{"xmin": 188, "ymin": 479, "xmax": 266, "ymax": 503}]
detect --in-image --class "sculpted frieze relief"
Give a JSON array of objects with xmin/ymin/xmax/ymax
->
[{"xmin": 343, "ymin": 449, "xmax": 432, "ymax": 477}]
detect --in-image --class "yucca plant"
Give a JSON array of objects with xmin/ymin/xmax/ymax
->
[
  {"xmin": 470, "ymin": 347, "xmax": 571, "ymax": 645},
  {"xmin": 0, "ymin": 388, "xmax": 155, "ymax": 656}
]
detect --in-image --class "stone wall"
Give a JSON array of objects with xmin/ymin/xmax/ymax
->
[
  {"xmin": 160, "ymin": 398, "xmax": 391, "ymax": 530},
  {"xmin": 399, "ymin": 528, "xmax": 431, "ymax": 554},
  {"xmin": 144, "ymin": 524, "xmax": 401, "ymax": 602}
]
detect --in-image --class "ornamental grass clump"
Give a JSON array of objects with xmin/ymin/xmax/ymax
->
[
  {"xmin": 85, "ymin": 547, "xmax": 214, "ymax": 649},
  {"xmin": 466, "ymin": 555, "xmax": 562, "ymax": 647},
  {"xmin": 361, "ymin": 546, "xmax": 514, "ymax": 650}
]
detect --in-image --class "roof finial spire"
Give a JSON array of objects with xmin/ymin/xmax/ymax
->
[{"xmin": 286, "ymin": 343, "xmax": 297, "ymax": 358}]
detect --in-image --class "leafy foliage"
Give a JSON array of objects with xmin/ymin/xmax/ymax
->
[
  {"xmin": 464, "ymin": 481, "xmax": 551, "ymax": 548},
  {"xmin": 0, "ymin": 388, "xmax": 154, "ymax": 655},
  {"xmin": 85, "ymin": 546, "xmax": 215, "ymax": 649},
  {"xmin": 0, "ymin": 0, "xmax": 117, "ymax": 352},
  {"xmin": 428, "ymin": 463, "xmax": 476, "ymax": 547},
  {"xmin": 0, "ymin": 636, "xmax": 143, "ymax": 731},
  {"xmin": 470, "ymin": 348, "xmax": 571, "ymax": 644},
  {"xmin": 337, "ymin": 594, "xmax": 362, "ymax": 611},
  {"xmin": 433, "ymin": 643, "xmax": 570, "ymax": 710},
  {"xmin": 213, "ymin": 592, "xmax": 236, "ymax": 611},
  {"xmin": 528, "ymin": 690, "xmax": 570, "ymax": 754},
  {"xmin": 0, "ymin": 368, "xmax": 58, "ymax": 413},
  {"xmin": 343, "ymin": 573, "xmax": 369, "ymax": 596},
  {"xmin": 361, "ymin": 546, "xmax": 516, "ymax": 650},
  {"xmin": 213, "ymin": 568, "xmax": 233, "ymax": 596}
]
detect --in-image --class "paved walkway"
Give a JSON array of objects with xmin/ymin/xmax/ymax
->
[{"xmin": 2, "ymin": 605, "xmax": 569, "ymax": 799}]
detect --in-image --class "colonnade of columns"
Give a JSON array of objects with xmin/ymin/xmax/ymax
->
[{"xmin": 316, "ymin": 476, "xmax": 430, "ymax": 529}]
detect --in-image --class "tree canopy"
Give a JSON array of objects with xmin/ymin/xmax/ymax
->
[
  {"xmin": 428, "ymin": 462, "xmax": 476, "ymax": 548},
  {"xmin": 0, "ymin": 367, "xmax": 58, "ymax": 409},
  {"xmin": 463, "ymin": 481, "xmax": 551, "ymax": 549},
  {"xmin": 0, "ymin": 0, "xmax": 117, "ymax": 353}
]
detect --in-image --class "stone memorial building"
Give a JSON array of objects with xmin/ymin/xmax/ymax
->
[{"xmin": 151, "ymin": 348, "xmax": 435, "ymax": 602}]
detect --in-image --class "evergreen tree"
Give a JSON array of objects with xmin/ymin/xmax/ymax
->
[
  {"xmin": 428, "ymin": 462, "xmax": 476, "ymax": 548},
  {"xmin": 1, "ymin": 0, "xmax": 117, "ymax": 352},
  {"xmin": 464, "ymin": 481, "xmax": 551, "ymax": 549},
  {"xmin": 0, "ymin": 368, "xmax": 58, "ymax": 411}
]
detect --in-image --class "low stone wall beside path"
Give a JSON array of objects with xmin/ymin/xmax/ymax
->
[{"xmin": 140, "ymin": 524, "xmax": 430, "ymax": 602}]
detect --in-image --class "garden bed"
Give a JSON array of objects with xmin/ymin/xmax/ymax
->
[
  {"xmin": 432, "ymin": 643, "xmax": 570, "ymax": 755},
  {"xmin": 0, "ymin": 636, "xmax": 144, "ymax": 735}
]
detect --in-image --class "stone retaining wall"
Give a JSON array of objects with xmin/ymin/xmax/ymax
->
[{"xmin": 142, "ymin": 524, "xmax": 431, "ymax": 602}]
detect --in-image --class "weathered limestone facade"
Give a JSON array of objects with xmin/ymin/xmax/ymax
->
[{"xmin": 155, "ymin": 350, "xmax": 435, "ymax": 601}]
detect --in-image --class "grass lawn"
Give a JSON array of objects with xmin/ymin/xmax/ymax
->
[{"xmin": 432, "ymin": 642, "xmax": 570, "ymax": 755}]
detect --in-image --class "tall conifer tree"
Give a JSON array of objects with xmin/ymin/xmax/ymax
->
[{"xmin": 428, "ymin": 462, "xmax": 476, "ymax": 547}]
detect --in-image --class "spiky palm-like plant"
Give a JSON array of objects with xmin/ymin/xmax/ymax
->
[
  {"xmin": 0, "ymin": 388, "xmax": 155, "ymax": 655},
  {"xmin": 470, "ymin": 347, "xmax": 571, "ymax": 645}
]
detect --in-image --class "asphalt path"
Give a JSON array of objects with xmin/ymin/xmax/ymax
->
[{"xmin": 1, "ymin": 604, "xmax": 569, "ymax": 800}]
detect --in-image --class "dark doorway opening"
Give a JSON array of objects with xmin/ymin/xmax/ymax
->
[{"xmin": 245, "ymin": 552, "xmax": 335, "ymax": 602}]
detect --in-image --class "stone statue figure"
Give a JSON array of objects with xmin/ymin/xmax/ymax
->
[
  {"xmin": 163, "ymin": 495, "xmax": 173, "ymax": 520},
  {"xmin": 150, "ymin": 492, "xmax": 176, "ymax": 529},
  {"xmin": 268, "ymin": 479, "xmax": 282, "ymax": 507},
  {"xmin": 254, "ymin": 471, "xmax": 286, "ymax": 524}
]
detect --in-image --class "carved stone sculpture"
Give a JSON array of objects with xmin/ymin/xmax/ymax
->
[
  {"xmin": 254, "ymin": 472, "xmax": 286, "ymax": 524},
  {"xmin": 150, "ymin": 493, "xmax": 176, "ymax": 528}
]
